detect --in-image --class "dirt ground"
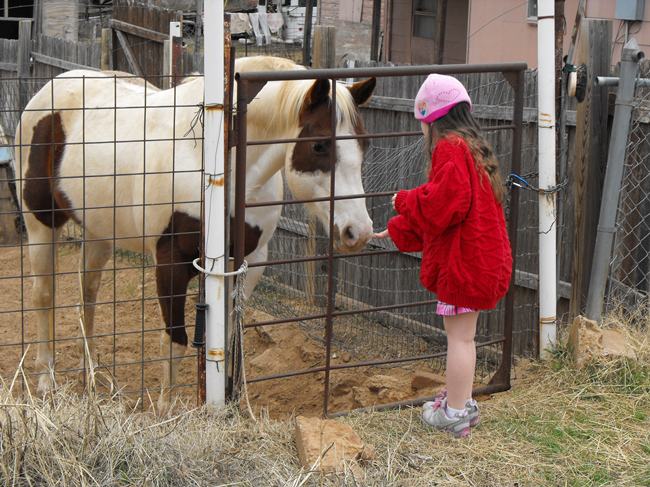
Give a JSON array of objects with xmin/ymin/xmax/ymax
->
[{"xmin": 1, "ymin": 243, "xmax": 454, "ymax": 418}]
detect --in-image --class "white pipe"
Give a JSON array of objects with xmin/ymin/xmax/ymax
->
[
  {"xmin": 537, "ymin": 0, "xmax": 557, "ymax": 358},
  {"xmin": 203, "ymin": 0, "xmax": 227, "ymax": 408}
]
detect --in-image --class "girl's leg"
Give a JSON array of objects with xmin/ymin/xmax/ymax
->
[{"xmin": 443, "ymin": 311, "xmax": 479, "ymax": 411}]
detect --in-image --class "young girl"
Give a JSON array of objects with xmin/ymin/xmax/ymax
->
[{"xmin": 373, "ymin": 74, "xmax": 512, "ymax": 438}]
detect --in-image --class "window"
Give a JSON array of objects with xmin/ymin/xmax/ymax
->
[
  {"xmin": 527, "ymin": 0, "xmax": 538, "ymax": 24},
  {"xmin": 413, "ymin": 0, "xmax": 438, "ymax": 40}
]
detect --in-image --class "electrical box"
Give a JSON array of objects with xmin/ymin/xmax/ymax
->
[{"xmin": 615, "ymin": 0, "xmax": 645, "ymax": 21}]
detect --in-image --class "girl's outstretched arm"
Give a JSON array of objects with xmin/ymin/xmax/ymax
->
[{"xmin": 373, "ymin": 229, "xmax": 390, "ymax": 239}]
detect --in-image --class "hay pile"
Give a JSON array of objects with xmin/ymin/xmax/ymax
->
[{"xmin": 1, "ymin": 313, "xmax": 649, "ymax": 486}]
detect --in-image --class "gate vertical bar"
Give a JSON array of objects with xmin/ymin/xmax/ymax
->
[
  {"xmin": 323, "ymin": 76, "xmax": 337, "ymax": 417},
  {"xmin": 537, "ymin": 0, "xmax": 557, "ymax": 358},
  {"xmin": 203, "ymin": 0, "xmax": 227, "ymax": 408},
  {"xmin": 586, "ymin": 38, "xmax": 645, "ymax": 322}
]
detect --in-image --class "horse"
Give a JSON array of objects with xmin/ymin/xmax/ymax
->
[{"xmin": 15, "ymin": 57, "xmax": 377, "ymax": 412}]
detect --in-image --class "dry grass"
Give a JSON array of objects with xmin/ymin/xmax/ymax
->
[{"xmin": 2, "ymin": 312, "xmax": 650, "ymax": 486}]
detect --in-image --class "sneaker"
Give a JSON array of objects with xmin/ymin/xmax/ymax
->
[
  {"xmin": 421, "ymin": 397, "xmax": 470, "ymax": 438},
  {"xmin": 466, "ymin": 398, "xmax": 480, "ymax": 427},
  {"xmin": 437, "ymin": 388, "xmax": 480, "ymax": 427}
]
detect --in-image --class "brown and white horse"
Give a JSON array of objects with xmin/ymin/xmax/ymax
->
[{"xmin": 15, "ymin": 57, "xmax": 376, "ymax": 412}]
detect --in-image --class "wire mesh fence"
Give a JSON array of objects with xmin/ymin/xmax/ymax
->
[
  {"xmin": 0, "ymin": 72, "xmax": 203, "ymax": 412},
  {"xmin": 2, "ymin": 59, "xmax": 540, "ymax": 416},
  {"xmin": 605, "ymin": 61, "xmax": 650, "ymax": 316}
]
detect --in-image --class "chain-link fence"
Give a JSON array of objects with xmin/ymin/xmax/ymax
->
[{"xmin": 605, "ymin": 61, "xmax": 650, "ymax": 316}]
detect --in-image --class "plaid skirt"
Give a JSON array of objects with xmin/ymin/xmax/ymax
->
[{"xmin": 436, "ymin": 300, "xmax": 478, "ymax": 316}]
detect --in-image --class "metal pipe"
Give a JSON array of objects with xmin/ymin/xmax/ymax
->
[
  {"xmin": 328, "ymin": 382, "xmax": 511, "ymax": 418},
  {"xmin": 537, "ymin": 0, "xmax": 557, "ymax": 358},
  {"xmin": 246, "ymin": 338, "xmax": 505, "ymax": 384},
  {"xmin": 235, "ymin": 62, "xmax": 528, "ymax": 83},
  {"xmin": 595, "ymin": 76, "xmax": 650, "ymax": 87},
  {"xmin": 203, "ymin": 0, "xmax": 227, "ymax": 409},
  {"xmin": 586, "ymin": 39, "xmax": 645, "ymax": 322},
  {"xmin": 322, "ymin": 79, "xmax": 337, "ymax": 417}
]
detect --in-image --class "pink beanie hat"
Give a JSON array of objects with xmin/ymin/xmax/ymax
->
[{"xmin": 414, "ymin": 74, "xmax": 472, "ymax": 123}]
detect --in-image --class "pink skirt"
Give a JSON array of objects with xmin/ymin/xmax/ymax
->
[{"xmin": 436, "ymin": 300, "xmax": 477, "ymax": 316}]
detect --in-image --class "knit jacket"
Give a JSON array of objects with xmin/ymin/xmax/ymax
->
[{"xmin": 387, "ymin": 136, "xmax": 513, "ymax": 310}]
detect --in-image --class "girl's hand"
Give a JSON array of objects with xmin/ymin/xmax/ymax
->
[{"xmin": 373, "ymin": 229, "xmax": 390, "ymax": 239}]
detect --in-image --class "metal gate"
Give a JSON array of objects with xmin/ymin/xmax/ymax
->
[{"xmin": 233, "ymin": 62, "xmax": 526, "ymax": 417}]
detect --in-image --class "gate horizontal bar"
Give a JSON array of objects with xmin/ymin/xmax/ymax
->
[
  {"xmin": 245, "ymin": 338, "xmax": 505, "ymax": 384},
  {"xmin": 236, "ymin": 62, "xmax": 528, "ymax": 82}
]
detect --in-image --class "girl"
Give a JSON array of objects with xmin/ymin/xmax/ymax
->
[{"xmin": 373, "ymin": 74, "xmax": 512, "ymax": 438}]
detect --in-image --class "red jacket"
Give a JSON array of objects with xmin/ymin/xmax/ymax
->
[{"xmin": 387, "ymin": 136, "xmax": 512, "ymax": 310}]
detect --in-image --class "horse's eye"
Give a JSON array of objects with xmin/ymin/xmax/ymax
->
[{"xmin": 311, "ymin": 142, "xmax": 327, "ymax": 154}]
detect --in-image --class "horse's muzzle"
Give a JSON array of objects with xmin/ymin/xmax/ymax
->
[{"xmin": 333, "ymin": 223, "xmax": 372, "ymax": 252}]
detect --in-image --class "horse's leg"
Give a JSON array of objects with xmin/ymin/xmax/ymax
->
[
  {"xmin": 76, "ymin": 239, "xmax": 113, "ymax": 380},
  {"xmin": 24, "ymin": 215, "xmax": 63, "ymax": 394},
  {"xmin": 155, "ymin": 218, "xmax": 200, "ymax": 414}
]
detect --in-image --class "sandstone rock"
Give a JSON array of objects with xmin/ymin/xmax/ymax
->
[
  {"xmin": 351, "ymin": 386, "xmax": 377, "ymax": 409},
  {"xmin": 294, "ymin": 416, "xmax": 375, "ymax": 475},
  {"xmin": 568, "ymin": 315, "xmax": 637, "ymax": 365},
  {"xmin": 411, "ymin": 371, "xmax": 446, "ymax": 390},
  {"xmin": 329, "ymin": 376, "xmax": 360, "ymax": 397},
  {"xmin": 377, "ymin": 388, "xmax": 409, "ymax": 404},
  {"xmin": 300, "ymin": 346, "xmax": 325, "ymax": 363},
  {"xmin": 366, "ymin": 375, "xmax": 402, "ymax": 392}
]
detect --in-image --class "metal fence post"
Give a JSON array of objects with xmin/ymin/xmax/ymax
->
[
  {"xmin": 585, "ymin": 38, "xmax": 645, "ymax": 322},
  {"xmin": 203, "ymin": 0, "xmax": 227, "ymax": 409}
]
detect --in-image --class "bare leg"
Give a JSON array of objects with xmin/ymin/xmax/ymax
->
[{"xmin": 443, "ymin": 311, "xmax": 479, "ymax": 411}]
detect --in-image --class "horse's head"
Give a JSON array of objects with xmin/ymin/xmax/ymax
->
[{"xmin": 285, "ymin": 77, "xmax": 377, "ymax": 252}]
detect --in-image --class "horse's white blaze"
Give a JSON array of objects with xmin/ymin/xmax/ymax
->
[{"xmin": 284, "ymin": 127, "xmax": 373, "ymax": 252}]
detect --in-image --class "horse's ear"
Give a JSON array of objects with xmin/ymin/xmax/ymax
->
[
  {"xmin": 348, "ymin": 77, "xmax": 377, "ymax": 106},
  {"xmin": 306, "ymin": 79, "xmax": 331, "ymax": 109}
]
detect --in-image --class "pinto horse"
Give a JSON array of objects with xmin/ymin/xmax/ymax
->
[{"xmin": 15, "ymin": 57, "xmax": 376, "ymax": 412}]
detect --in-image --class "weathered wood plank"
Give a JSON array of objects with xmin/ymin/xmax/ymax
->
[
  {"xmin": 569, "ymin": 19, "xmax": 612, "ymax": 321},
  {"xmin": 114, "ymin": 29, "xmax": 143, "ymax": 77},
  {"xmin": 364, "ymin": 95, "xmax": 577, "ymax": 126},
  {"xmin": 31, "ymin": 52, "xmax": 100, "ymax": 72},
  {"xmin": 109, "ymin": 19, "xmax": 170, "ymax": 44}
]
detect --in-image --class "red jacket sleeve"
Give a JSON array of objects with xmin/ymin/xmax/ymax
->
[
  {"xmin": 388, "ymin": 214, "xmax": 423, "ymax": 253},
  {"xmin": 394, "ymin": 140, "xmax": 472, "ymax": 237}
]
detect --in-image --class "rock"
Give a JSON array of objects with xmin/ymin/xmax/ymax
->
[
  {"xmin": 411, "ymin": 371, "xmax": 446, "ymax": 390},
  {"xmin": 294, "ymin": 416, "xmax": 375, "ymax": 475},
  {"xmin": 377, "ymin": 388, "xmax": 409, "ymax": 404},
  {"xmin": 300, "ymin": 346, "xmax": 325, "ymax": 363},
  {"xmin": 365, "ymin": 375, "xmax": 402, "ymax": 392},
  {"xmin": 341, "ymin": 351, "xmax": 352, "ymax": 363},
  {"xmin": 329, "ymin": 376, "xmax": 360, "ymax": 397},
  {"xmin": 568, "ymin": 315, "xmax": 637, "ymax": 365},
  {"xmin": 351, "ymin": 386, "xmax": 377, "ymax": 409}
]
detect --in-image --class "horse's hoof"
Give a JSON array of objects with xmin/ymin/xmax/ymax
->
[
  {"xmin": 37, "ymin": 374, "xmax": 54, "ymax": 396},
  {"xmin": 156, "ymin": 396, "xmax": 170, "ymax": 416}
]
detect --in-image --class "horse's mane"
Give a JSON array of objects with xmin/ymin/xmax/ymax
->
[{"xmin": 235, "ymin": 56, "xmax": 360, "ymax": 136}]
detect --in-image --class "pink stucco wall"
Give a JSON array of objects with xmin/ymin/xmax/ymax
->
[{"xmin": 468, "ymin": 0, "xmax": 650, "ymax": 69}]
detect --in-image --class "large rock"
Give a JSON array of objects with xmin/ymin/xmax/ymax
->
[
  {"xmin": 294, "ymin": 416, "xmax": 375, "ymax": 475},
  {"xmin": 568, "ymin": 315, "xmax": 637, "ymax": 365},
  {"xmin": 411, "ymin": 371, "xmax": 446, "ymax": 390}
]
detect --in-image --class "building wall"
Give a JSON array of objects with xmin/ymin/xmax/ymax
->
[
  {"xmin": 318, "ymin": 0, "xmax": 385, "ymax": 65},
  {"xmin": 467, "ymin": 0, "xmax": 650, "ymax": 69}
]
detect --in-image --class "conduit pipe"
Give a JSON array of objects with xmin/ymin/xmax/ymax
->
[
  {"xmin": 538, "ymin": 0, "xmax": 557, "ymax": 358},
  {"xmin": 203, "ymin": 0, "xmax": 227, "ymax": 408}
]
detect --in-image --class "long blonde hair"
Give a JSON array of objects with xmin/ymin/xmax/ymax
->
[{"xmin": 424, "ymin": 102, "xmax": 505, "ymax": 204}]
